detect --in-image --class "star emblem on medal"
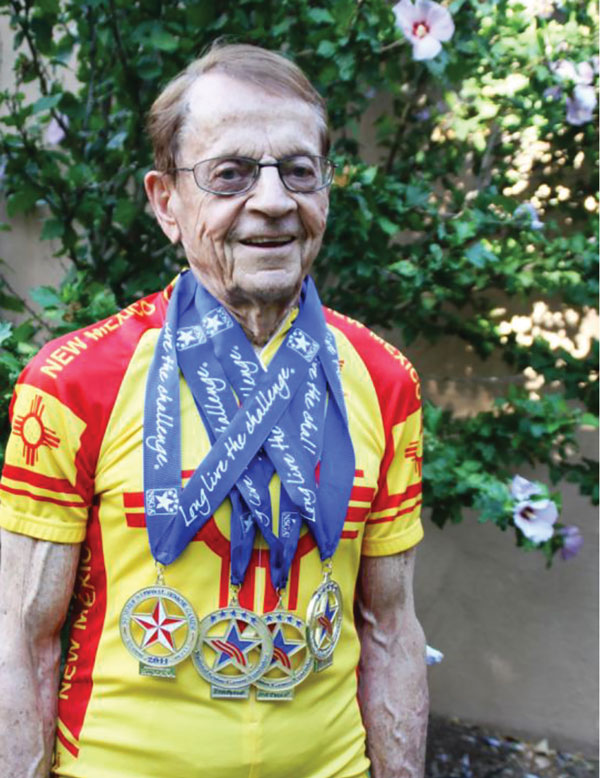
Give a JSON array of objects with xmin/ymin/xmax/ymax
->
[
  {"xmin": 268, "ymin": 622, "xmax": 305, "ymax": 673},
  {"xmin": 131, "ymin": 598, "xmax": 187, "ymax": 653},
  {"xmin": 314, "ymin": 596, "xmax": 339, "ymax": 650},
  {"xmin": 205, "ymin": 621, "xmax": 262, "ymax": 671}
]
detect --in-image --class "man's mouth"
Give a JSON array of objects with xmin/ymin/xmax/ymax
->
[{"xmin": 239, "ymin": 235, "xmax": 295, "ymax": 248}]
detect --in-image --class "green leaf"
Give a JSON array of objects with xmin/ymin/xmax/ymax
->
[
  {"xmin": 149, "ymin": 27, "xmax": 179, "ymax": 52},
  {"xmin": 106, "ymin": 131, "xmax": 128, "ymax": 150},
  {"xmin": 40, "ymin": 219, "xmax": 65, "ymax": 240},
  {"xmin": 0, "ymin": 351, "xmax": 22, "ymax": 371},
  {"xmin": 0, "ymin": 292, "xmax": 25, "ymax": 313},
  {"xmin": 6, "ymin": 188, "xmax": 39, "ymax": 217},
  {"xmin": 465, "ymin": 242, "xmax": 495, "ymax": 268},
  {"xmin": 378, "ymin": 216, "xmax": 399, "ymax": 236},
  {"xmin": 114, "ymin": 199, "xmax": 138, "ymax": 229},
  {"xmin": 317, "ymin": 40, "xmax": 337, "ymax": 58},
  {"xmin": 0, "ymin": 321, "xmax": 13, "ymax": 346},
  {"xmin": 580, "ymin": 413, "xmax": 599, "ymax": 428},
  {"xmin": 30, "ymin": 285, "xmax": 61, "ymax": 309},
  {"xmin": 307, "ymin": 8, "xmax": 335, "ymax": 24},
  {"xmin": 31, "ymin": 93, "xmax": 62, "ymax": 114}
]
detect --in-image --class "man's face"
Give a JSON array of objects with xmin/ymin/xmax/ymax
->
[{"xmin": 154, "ymin": 73, "xmax": 329, "ymax": 308}]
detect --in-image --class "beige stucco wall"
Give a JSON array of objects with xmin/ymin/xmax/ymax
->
[
  {"xmin": 1, "ymin": 15, "xmax": 598, "ymax": 755},
  {"xmin": 409, "ymin": 335, "xmax": 598, "ymax": 754}
]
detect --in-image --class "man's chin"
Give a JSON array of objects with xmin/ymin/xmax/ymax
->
[{"xmin": 229, "ymin": 272, "xmax": 305, "ymax": 307}]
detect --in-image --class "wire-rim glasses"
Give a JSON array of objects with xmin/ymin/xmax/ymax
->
[{"xmin": 168, "ymin": 155, "xmax": 336, "ymax": 196}]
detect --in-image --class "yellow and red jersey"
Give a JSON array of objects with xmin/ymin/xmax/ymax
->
[{"xmin": 0, "ymin": 280, "xmax": 422, "ymax": 778}]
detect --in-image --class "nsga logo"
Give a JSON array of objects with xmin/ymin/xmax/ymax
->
[{"xmin": 13, "ymin": 395, "xmax": 60, "ymax": 466}]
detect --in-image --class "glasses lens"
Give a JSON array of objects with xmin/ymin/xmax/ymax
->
[
  {"xmin": 195, "ymin": 157, "xmax": 256, "ymax": 194},
  {"xmin": 280, "ymin": 156, "xmax": 329, "ymax": 192}
]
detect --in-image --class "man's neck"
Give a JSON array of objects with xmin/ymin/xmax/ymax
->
[
  {"xmin": 186, "ymin": 270, "xmax": 301, "ymax": 347},
  {"xmin": 229, "ymin": 300, "xmax": 295, "ymax": 347}
]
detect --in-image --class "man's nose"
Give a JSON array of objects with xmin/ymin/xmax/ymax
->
[{"xmin": 246, "ymin": 165, "xmax": 297, "ymax": 216}]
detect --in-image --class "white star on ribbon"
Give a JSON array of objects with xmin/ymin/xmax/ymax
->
[
  {"xmin": 155, "ymin": 491, "xmax": 177, "ymax": 512},
  {"xmin": 177, "ymin": 329, "xmax": 197, "ymax": 347}
]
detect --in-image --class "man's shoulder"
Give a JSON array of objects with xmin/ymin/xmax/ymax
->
[
  {"xmin": 323, "ymin": 306, "xmax": 420, "ymax": 398},
  {"xmin": 17, "ymin": 287, "xmax": 168, "ymax": 403}
]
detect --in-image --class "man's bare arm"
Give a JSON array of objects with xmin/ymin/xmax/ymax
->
[
  {"xmin": 356, "ymin": 549, "xmax": 429, "ymax": 778},
  {"xmin": 0, "ymin": 528, "xmax": 80, "ymax": 778}
]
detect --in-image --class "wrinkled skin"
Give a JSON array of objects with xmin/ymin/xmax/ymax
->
[
  {"xmin": 145, "ymin": 73, "xmax": 330, "ymax": 346},
  {"xmin": 0, "ymin": 529, "xmax": 80, "ymax": 778},
  {"xmin": 357, "ymin": 550, "xmax": 429, "ymax": 777}
]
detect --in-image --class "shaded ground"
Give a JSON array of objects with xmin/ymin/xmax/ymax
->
[{"xmin": 426, "ymin": 715, "xmax": 598, "ymax": 778}]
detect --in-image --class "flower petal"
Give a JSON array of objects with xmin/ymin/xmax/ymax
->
[
  {"xmin": 535, "ymin": 500, "xmax": 558, "ymax": 525},
  {"xmin": 560, "ymin": 526, "xmax": 584, "ymax": 560},
  {"xmin": 393, "ymin": 0, "xmax": 420, "ymax": 32},
  {"xmin": 513, "ymin": 499, "xmax": 557, "ymax": 543},
  {"xmin": 420, "ymin": 0, "xmax": 455, "ymax": 41},
  {"xmin": 566, "ymin": 94, "xmax": 595, "ymax": 125},
  {"xmin": 573, "ymin": 84, "xmax": 597, "ymax": 111},
  {"xmin": 412, "ymin": 35, "xmax": 442, "ymax": 60},
  {"xmin": 510, "ymin": 475, "xmax": 542, "ymax": 500},
  {"xmin": 576, "ymin": 61, "xmax": 594, "ymax": 85},
  {"xmin": 551, "ymin": 59, "xmax": 577, "ymax": 82}
]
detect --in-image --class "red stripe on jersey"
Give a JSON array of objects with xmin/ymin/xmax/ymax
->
[
  {"xmin": 350, "ymin": 485, "xmax": 376, "ymax": 502},
  {"xmin": 341, "ymin": 530, "xmax": 359, "ymax": 539},
  {"xmin": 0, "ymin": 484, "xmax": 83, "ymax": 508},
  {"xmin": 1, "ymin": 464, "xmax": 80, "ymax": 494},
  {"xmin": 123, "ymin": 492, "xmax": 144, "ymax": 508},
  {"xmin": 125, "ymin": 512, "xmax": 145, "ymax": 528},
  {"xmin": 367, "ymin": 499, "xmax": 422, "ymax": 525},
  {"xmin": 288, "ymin": 532, "xmax": 318, "ymax": 611},
  {"xmin": 379, "ymin": 482, "xmax": 422, "ymax": 510},
  {"xmin": 56, "ymin": 728, "xmax": 79, "ymax": 758},
  {"xmin": 58, "ymin": 504, "xmax": 107, "ymax": 741},
  {"xmin": 354, "ymin": 469, "xmax": 365, "ymax": 478},
  {"xmin": 345, "ymin": 506, "xmax": 369, "ymax": 523}
]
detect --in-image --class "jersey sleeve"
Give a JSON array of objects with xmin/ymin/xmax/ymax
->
[
  {"xmin": 0, "ymin": 359, "xmax": 94, "ymax": 544},
  {"xmin": 361, "ymin": 338, "xmax": 423, "ymax": 557}
]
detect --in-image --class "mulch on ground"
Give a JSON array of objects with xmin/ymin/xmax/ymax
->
[{"xmin": 426, "ymin": 715, "xmax": 598, "ymax": 778}]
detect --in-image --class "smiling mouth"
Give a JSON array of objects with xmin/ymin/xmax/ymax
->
[{"xmin": 239, "ymin": 236, "xmax": 295, "ymax": 249}]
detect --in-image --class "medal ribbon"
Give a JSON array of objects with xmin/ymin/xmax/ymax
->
[{"xmin": 143, "ymin": 271, "xmax": 355, "ymax": 588}]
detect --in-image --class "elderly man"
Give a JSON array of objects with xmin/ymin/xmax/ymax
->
[{"xmin": 0, "ymin": 43, "xmax": 427, "ymax": 778}]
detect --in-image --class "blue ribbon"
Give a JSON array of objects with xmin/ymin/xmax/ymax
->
[{"xmin": 143, "ymin": 270, "xmax": 354, "ymax": 590}]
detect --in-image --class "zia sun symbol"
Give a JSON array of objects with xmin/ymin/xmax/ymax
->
[{"xmin": 13, "ymin": 395, "xmax": 60, "ymax": 466}]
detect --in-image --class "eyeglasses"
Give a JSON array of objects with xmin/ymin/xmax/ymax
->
[{"xmin": 168, "ymin": 155, "xmax": 336, "ymax": 196}]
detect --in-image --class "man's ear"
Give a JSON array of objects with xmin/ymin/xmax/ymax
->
[{"xmin": 144, "ymin": 170, "xmax": 181, "ymax": 244}]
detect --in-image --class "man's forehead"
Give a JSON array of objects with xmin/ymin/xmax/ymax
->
[{"xmin": 179, "ymin": 73, "xmax": 322, "ymax": 157}]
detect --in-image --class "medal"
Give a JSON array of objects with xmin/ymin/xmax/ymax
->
[
  {"xmin": 192, "ymin": 590, "xmax": 273, "ymax": 699},
  {"xmin": 306, "ymin": 560, "xmax": 343, "ymax": 672},
  {"xmin": 254, "ymin": 607, "xmax": 313, "ymax": 701},
  {"xmin": 120, "ymin": 576, "xmax": 198, "ymax": 678}
]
